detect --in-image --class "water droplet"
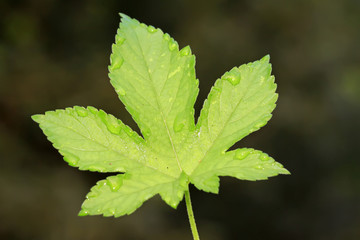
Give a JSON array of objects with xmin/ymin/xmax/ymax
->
[
  {"xmin": 223, "ymin": 72, "xmax": 241, "ymax": 86},
  {"xmin": 104, "ymin": 114, "xmax": 122, "ymax": 135},
  {"xmin": 255, "ymin": 165, "xmax": 264, "ymax": 170},
  {"xmin": 163, "ymin": 33, "xmax": 170, "ymax": 41},
  {"xmin": 235, "ymin": 148, "xmax": 252, "ymax": 160},
  {"xmin": 168, "ymin": 39, "xmax": 178, "ymax": 51},
  {"xmin": 111, "ymin": 59, "xmax": 124, "ymax": 71},
  {"xmin": 259, "ymin": 153, "xmax": 269, "ymax": 161},
  {"xmin": 177, "ymin": 190, "xmax": 183, "ymax": 198},
  {"xmin": 95, "ymin": 180, "xmax": 106, "ymax": 187},
  {"xmin": 116, "ymin": 87, "xmax": 126, "ymax": 96},
  {"xmin": 88, "ymin": 165, "xmax": 105, "ymax": 172},
  {"xmin": 74, "ymin": 106, "xmax": 88, "ymax": 117},
  {"xmin": 62, "ymin": 152, "xmax": 80, "ymax": 166},
  {"xmin": 110, "ymin": 55, "xmax": 123, "ymax": 71},
  {"xmin": 78, "ymin": 209, "xmax": 89, "ymax": 216},
  {"xmin": 147, "ymin": 25, "xmax": 157, "ymax": 33},
  {"xmin": 106, "ymin": 176, "xmax": 123, "ymax": 192},
  {"xmin": 115, "ymin": 35, "xmax": 125, "ymax": 45},
  {"xmin": 97, "ymin": 110, "xmax": 107, "ymax": 121},
  {"xmin": 103, "ymin": 208, "xmax": 116, "ymax": 216},
  {"xmin": 180, "ymin": 46, "xmax": 191, "ymax": 56},
  {"xmin": 87, "ymin": 106, "xmax": 98, "ymax": 114}
]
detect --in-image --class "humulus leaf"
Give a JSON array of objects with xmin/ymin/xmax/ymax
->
[
  {"xmin": 32, "ymin": 106, "xmax": 145, "ymax": 172},
  {"xmin": 109, "ymin": 14, "xmax": 198, "ymax": 174},
  {"xmin": 32, "ymin": 14, "xmax": 289, "ymax": 218}
]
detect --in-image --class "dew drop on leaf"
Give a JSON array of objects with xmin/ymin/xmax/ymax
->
[
  {"xmin": 62, "ymin": 152, "xmax": 80, "ymax": 166},
  {"xmin": 176, "ymin": 190, "xmax": 183, "ymax": 198},
  {"xmin": 103, "ymin": 114, "xmax": 122, "ymax": 135},
  {"xmin": 74, "ymin": 106, "xmax": 88, "ymax": 117},
  {"xmin": 223, "ymin": 73, "xmax": 241, "ymax": 86},
  {"xmin": 103, "ymin": 208, "xmax": 116, "ymax": 216},
  {"xmin": 168, "ymin": 39, "xmax": 178, "ymax": 51},
  {"xmin": 78, "ymin": 209, "xmax": 89, "ymax": 216},
  {"xmin": 163, "ymin": 33, "xmax": 170, "ymax": 41},
  {"xmin": 87, "ymin": 106, "xmax": 98, "ymax": 114},
  {"xmin": 88, "ymin": 165, "xmax": 106, "ymax": 172},
  {"xmin": 110, "ymin": 55, "xmax": 124, "ymax": 71},
  {"xmin": 235, "ymin": 148, "xmax": 252, "ymax": 160},
  {"xmin": 116, "ymin": 87, "xmax": 126, "ymax": 96},
  {"xmin": 147, "ymin": 25, "xmax": 157, "ymax": 33},
  {"xmin": 259, "ymin": 153, "xmax": 269, "ymax": 161},
  {"xmin": 107, "ymin": 176, "xmax": 123, "ymax": 192},
  {"xmin": 180, "ymin": 46, "xmax": 191, "ymax": 56}
]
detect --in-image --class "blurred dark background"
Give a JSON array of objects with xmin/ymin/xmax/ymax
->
[{"xmin": 1, "ymin": 0, "xmax": 359, "ymax": 239}]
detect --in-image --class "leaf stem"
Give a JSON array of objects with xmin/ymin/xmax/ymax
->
[{"xmin": 185, "ymin": 189, "xmax": 200, "ymax": 240}]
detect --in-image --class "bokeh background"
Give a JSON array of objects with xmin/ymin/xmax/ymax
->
[{"xmin": 1, "ymin": 0, "xmax": 359, "ymax": 239}]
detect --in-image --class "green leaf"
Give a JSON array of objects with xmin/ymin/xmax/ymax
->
[
  {"xmin": 190, "ymin": 148, "xmax": 290, "ymax": 193},
  {"xmin": 32, "ymin": 106, "xmax": 145, "ymax": 172},
  {"xmin": 109, "ymin": 14, "xmax": 198, "ymax": 169},
  {"xmin": 196, "ymin": 55, "xmax": 277, "ymax": 153},
  {"xmin": 79, "ymin": 170, "xmax": 189, "ymax": 217},
  {"xmin": 32, "ymin": 14, "xmax": 289, "ymax": 218},
  {"xmin": 187, "ymin": 56, "xmax": 283, "ymax": 192}
]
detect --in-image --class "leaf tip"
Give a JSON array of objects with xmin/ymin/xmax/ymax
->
[
  {"xmin": 78, "ymin": 209, "xmax": 89, "ymax": 217},
  {"xmin": 119, "ymin": 13, "xmax": 130, "ymax": 20},
  {"xmin": 272, "ymin": 161, "xmax": 291, "ymax": 175},
  {"xmin": 31, "ymin": 114, "xmax": 44, "ymax": 123},
  {"xmin": 119, "ymin": 13, "xmax": 139, "ymax": 27},
  {"xmin": 281, "ymin": 168, "xmax": 291, "ymax": 175},
  {"xmin": 261, "ymin": 54, "xmax": 270, "ymax": 63}
]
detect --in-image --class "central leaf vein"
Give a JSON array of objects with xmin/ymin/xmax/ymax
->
[{"xmin": 130, "ymin": 25, "xmax": 183, "ymax": 173}]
